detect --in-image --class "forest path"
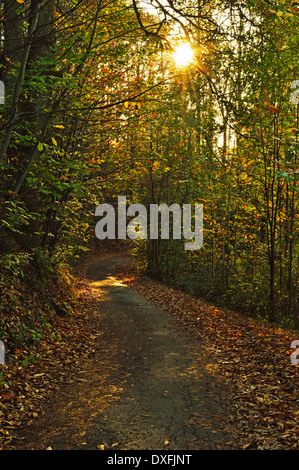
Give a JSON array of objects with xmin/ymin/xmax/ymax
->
[{"xmin": 8, "ymin": 255, "xmax": 238, "ymax": 450}]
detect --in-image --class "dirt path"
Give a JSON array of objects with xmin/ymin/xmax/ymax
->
[{"xmin": 8, "ymin": 256, "xmax": 239, "ymax": 450}]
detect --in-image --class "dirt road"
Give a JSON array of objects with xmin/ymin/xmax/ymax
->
[{"xmin": 8, "ymin": 256, "xmax": 239, "ymax": 450}]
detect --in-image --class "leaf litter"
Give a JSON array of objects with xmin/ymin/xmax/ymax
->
[
  {"xmin": 0, "ymin": 262, "xmax": 101, "ymax": 449},
  {"xmin": 0, "ymin": 252, "xmax": 298, "ymax": 450},
  {"xmin": 114, "ymin": 259, "xmax": 298, "ymax": 451}
]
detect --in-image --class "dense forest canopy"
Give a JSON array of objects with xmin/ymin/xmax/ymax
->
[{"xmin": 0, "ymin": 0, "xmax": 298, "ymax": 334}]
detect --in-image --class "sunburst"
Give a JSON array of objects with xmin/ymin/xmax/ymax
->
[{"xmin": 173, "ymin": 43, "xmax": 194, "ymax": 67}]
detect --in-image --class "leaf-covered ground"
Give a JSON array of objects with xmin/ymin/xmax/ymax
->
[
  {"xmin": 0, "ymin": 257, "xmax": 102, "ymax": 449},
  {"xmin": 113, "ymin": 259, "xmax": 299, "ymax": 450},
  {"xmin": 0, "ymin": 251, "xmax": 298, "ymax": 450}
]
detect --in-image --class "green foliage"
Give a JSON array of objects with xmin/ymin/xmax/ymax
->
[{"xmin": 0, "ymin": 0, "xmax": 298, "ymax": 334}]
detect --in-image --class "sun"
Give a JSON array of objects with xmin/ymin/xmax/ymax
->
[{"xmin": 173, "ymin": 42, "xmax": 194, "ymax": 67}]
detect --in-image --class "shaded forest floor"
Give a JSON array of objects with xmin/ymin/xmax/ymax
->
[
  {"xmin": 113, "ymin": 257, "xmax": 299, "ymax": 451},
  {"xmin": 0, "ymin": 247, "xmax": 298, "ymax": 450}
]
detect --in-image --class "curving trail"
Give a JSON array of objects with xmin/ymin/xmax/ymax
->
[{"xmin": 8, "ymin": 256, "xmax": 238, "ymax": 450}]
